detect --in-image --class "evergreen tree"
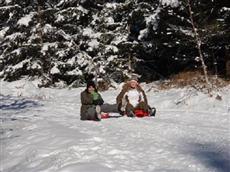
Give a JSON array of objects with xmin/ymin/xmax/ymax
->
[{"xmin": 0, "ymin": 0, "xmax": 229, "ymax": 87}]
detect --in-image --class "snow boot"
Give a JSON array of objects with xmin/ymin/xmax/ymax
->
[
  {"xmin": 95, "ymin": 105, "xmax": 101, "ymax": 121},
  {"xmin": 149, "ymin": 107, "xmax": 156, "ymax": 117},
  {"xmin": 127, "ymin": 110, "xmax": 135, "ymax": 117}
]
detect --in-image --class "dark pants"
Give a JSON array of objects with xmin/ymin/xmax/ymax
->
[
  {"xmin": 81, "ymin": 106, "xmax": 98, "ymax": 121},
  {"xmin": 126, "ymin": 101, "xmax": 149, "ymax": 112},
  {"xmin": 81, "ymin": 103, "xmax": 119, "ymax": 121},
  {"xmin": 101, "ymin": 103, "xmax": 119, "ymax": 113}
]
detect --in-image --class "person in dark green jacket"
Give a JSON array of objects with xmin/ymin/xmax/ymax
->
[
  {"xmin": 80, "ymin": 81, "xmax": 104, "ymax": 121},
  {"xmin": 80, "ymin": 80, "xmax": 120, "ymax": 121}
]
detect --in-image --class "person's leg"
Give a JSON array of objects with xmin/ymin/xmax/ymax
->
[
  {"xmin": 135, "ymin": 102, "xmax": 156, "ymax": 116},
  {"xmin": 121, "ymin": 96, "xmax": 127, "ymax": 112},
  {"xmin": 117, "ymin": 103, "xmax": 124, "ymax": 115},
  {"xmin": 135, "ymin": 101, "xmax": 149, "ymax": 111},
  {"xmin": 149, "ymin": 107, "xmax": 156, "ymax": 116},
  {"xmin": 100, "ymin": 103, "xmax": 119, "ymax": 113},
  {"xmin": 126, "ymin": 103, "xmax": 135, "ymax": 117},
  {"xmin": 85, "ymin": 106, "xmax": 101, "ymax": 121}
]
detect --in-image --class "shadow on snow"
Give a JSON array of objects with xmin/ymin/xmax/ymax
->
[
  {"xmin": 181, "ymin": 142, "xmax": 230, "ymax": 172},
  {"xmin": 0, "ymin": 94, "xmax": 41, "ymax": 111}
]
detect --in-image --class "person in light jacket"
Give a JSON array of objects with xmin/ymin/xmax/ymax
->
[{"xmin": 116, "ymin": 76, "xmax": 149, "ymax": 117}]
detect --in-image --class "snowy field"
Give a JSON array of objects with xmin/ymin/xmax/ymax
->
[{"xmin": 0, "ymin": 80, "xmax": 230, "ymax": 172}]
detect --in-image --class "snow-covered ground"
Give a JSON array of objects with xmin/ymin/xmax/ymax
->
[{"xmin": 0, "ymin": 80, "xmax": 230, "ymax": 172}]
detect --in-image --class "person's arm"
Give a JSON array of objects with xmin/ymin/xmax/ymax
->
[
  {"xmin": 116, "ymin": 83, "xmax": 129, "ymax": 104},
  {"xmin": 139, "ymin": 91, "xmax": 144, "ymax": 102},
  {"xmin": 91, "ymin": 91, "xmax": 104, "ymax": 105},
  {"xmin": 81, "ymin": 91, "xmax": 93, "ymax": 105},
  {"xmin": 142, "ymin": 90, "xmax": 148, "ymax": 105},
  {"xmin": 138, "ymin": 85, "xmax": 148, "ymax": 105},
  {"xmin": 116, "ymin": 89, "xmax": 126, "ymax": 104},
  {"xmin": 93, "ymin": 93, "xmax": 104, "ymax": 105}
]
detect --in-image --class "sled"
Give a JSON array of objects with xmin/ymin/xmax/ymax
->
[
  {"xmin": 101, "ymin": 113, "xmax": 110, "ymax": 119},
  {"xmin": 100, "ymin": 113, "xmax": 123, "ymax": 119},
  {"xmin": 134, "ymin": 107, "xmax": 156, "ymax": 118},
  {"xmin": 100, "ymin": 107, "xmax": 156, "ymax": 119}
]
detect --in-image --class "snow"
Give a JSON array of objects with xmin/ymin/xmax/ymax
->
[
  {"xmin": 5, "ymin": 32, "xmax": 23, "ymax": 41},
  {"xmin": 43, "ymin": 24, "xmax": 55, "ymax": 34},
  {"xmin": 138, "ymin": 28, "xmax": 148, "ymax": 40},
  {"xmin": 169, "ymin": 24, "xmax": 194, "ymax": 37},
  {"xmin": 107, "ymin": 55, "xmax": 117, "ymax": 62},
  {"xmin": 91, "ymin": 14, "xmax": 100, "ymax": 25},
  {"xmin": 28, "ymin": 33, "xmax": 39, "ymax": 44},
  {"xmin": 76, "ymin": 6, "xmax": 88, "ymax": 14},
  {"xmin": 82, "ymin": 28, "xmax": 101, "ymax": 39},
  {"xmin": 0, "ymin": 5, "xmax": 18, "ymax": 10},
  {"xmin": 66, "ymin": 56, "xmax": 76, "ymax": 66},
  {"xmin": 105, "ymin": 45, "xmax": 118, "ymax": 53},
  {"xmin": 41, "ymin": 42, "xmax": 58, "ymax": 55},
  {"xmin": 56, "ymin": 14, "xmax": 65, "ymax": 22},
  {"xmin": 11, "ymin": 59, "xmax": 30, "ymax": 70},
  {"xmin": 99, "ymin": 65, "xmax": 105, "ymax": 74},
  {"xmin": 105, "ymin": 17, "xmax": 115, "ymax": 24},
  {"xmin": 0, "ymin": 80, "xmax": 230, "ymax": 172},
  {"xmin": 221, "ymin": 7, "xmax": 230, "ymax": 11},
  {"xmin": 5, "ymin": 0, "xmax": 12, "ymax": 3},
  {"xmin": 56, "ymin": 50, "xmax": 66, "ymax": 58},
  {"xmin": 88, "ymin": 39, "xmax": 100, "ymax": 49},
  {"xmin": 7, "ymin": 12, "xmax": 14, "ymax": 22},
  {"xmin": 160, "ymin": 0, "xmax": 179, "ymax": 8},
  {"xmin": 50, "ymin": 65, "xmax": 60, "ymax": 74},
  {"xmin": 111, "ymin": 34, "xmax": 128, "ymax": 45},
  {"xmin": 66, "ymin": 69, "xmax": 82, "ymax": 76},
  {"xmin": 17, "ymin": 12, "xmax": 35, "ymax": 27},
  {"xmin": 56, "ymin": 0, "xmax": 65, "ymax": 7},
  {"xmin": 11, "ymin": 48, "xmax": 21, "ymax": 56},
  {"xmin": 61, "ymin": 32, "xmax": 73, "ymax": 43},
  {"xmin": 30, "ymin": 62, "xmax": 41, "ymax": 70},
  {"xmin": 145, "ymin": 7, "xmax": 161, "ymax": 31},
  {"xmin": 0, "ymin": 27, "xmax": 9, "ymax": 39},
  {"xmin": 76, "ymin": 52, "xmax": 91, "ymax": 67},
  {"xmin": 105, "ymin": 3, "xmax": 119, "ymax": 9}
]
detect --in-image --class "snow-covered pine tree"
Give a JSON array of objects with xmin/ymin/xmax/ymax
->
[{"xmin": 0, "ymin": 0, "xmax": 229, "ymax": 87}]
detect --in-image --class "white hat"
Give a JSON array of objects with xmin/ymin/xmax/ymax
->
[{"xmin": 128, "ymin": 74, "xmax": 139, "ymax": 82}]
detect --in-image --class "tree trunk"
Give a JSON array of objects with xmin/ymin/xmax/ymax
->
[
  {"xmin": 226, "ymin": 60, "xmax": 230, "ymax": 78},
  {"xmin": 187, "ymin": 0, "xmax": 211, "ymax": 91}
]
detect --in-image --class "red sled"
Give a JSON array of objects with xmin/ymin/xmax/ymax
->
[
  {"xmin": 101, "ymin": 113, "xmax": 110, "ymax": 119},
  {"xmin": 134, "ymin": 109, "xmax": 149, "ymax": 117}
]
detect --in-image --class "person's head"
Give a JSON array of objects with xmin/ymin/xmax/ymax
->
[
  {"xmin": 86, "ymin": 81, "xmax": 97, "ymax": 93},
  {"xmin": 129, "ymin": 79, "xmax": 138, "ymax": 88},
  {"xmin": 128, "ymin": 75, "xmax": 139, "ymax": 89}
]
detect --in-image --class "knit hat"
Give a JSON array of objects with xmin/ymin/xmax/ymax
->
[
  {"xmin": 128, "ymin": 74, "xmax": 139, "ymax": 82},
  {"xmin": 86, "ymin": 80, "xmax": 96, "ymax": 89}
]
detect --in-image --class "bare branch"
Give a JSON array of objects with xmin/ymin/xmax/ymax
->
[{"xmin": 187, "ymin": 0, "xmax": 212, "ymax": 92}]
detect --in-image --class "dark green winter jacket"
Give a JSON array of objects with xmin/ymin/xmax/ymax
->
[{"xmin": 80, "ymin": 90, "xmax": 104, "ymax": 120}]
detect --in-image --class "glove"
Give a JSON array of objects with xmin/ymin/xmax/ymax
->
[{"xmin": 93, "ymin": 99, "xmax": 104, "ymax": 105}]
